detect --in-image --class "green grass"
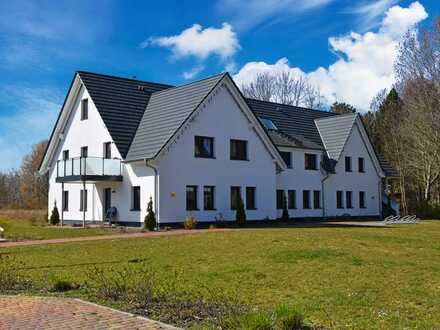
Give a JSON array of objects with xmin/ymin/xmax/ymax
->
[
  {"xmin": 0, "ymin": 218, "xmax": 136, "ymax": 241},
  {"xmin": 2, "ymin": 221, "xmax": 440, "ymax": 329}
]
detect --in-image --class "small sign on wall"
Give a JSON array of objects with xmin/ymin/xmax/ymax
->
[{"xmin": 170, "ymin": 192, "xmax": 176, "ymax": 199}]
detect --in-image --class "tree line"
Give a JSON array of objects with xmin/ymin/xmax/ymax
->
[{"xmin": 241, "ymin": 18, "xmax": 440, "ymax": 217}]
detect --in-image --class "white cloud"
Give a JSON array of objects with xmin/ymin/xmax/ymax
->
[
  {"xmin": 0, "ymin": 86, "xmax": 61, "ymax": 171},
  {"xmin": 233, "ymin": 1, "xmax": 428, "ymax": 111},
  {"xmin": 182, "ymin": 65, "xmax": 205, "ymax": 79},
  {"xmin": 145, "ymin": 23, "xmax": 240, "ymax": 61},
  {"xmin": 217, "ymin": 0, "xmax": 334, "ymax": 31},
  {"xmin": 346, "ymin": 0, "xmax": 399, "ymax": 31}
]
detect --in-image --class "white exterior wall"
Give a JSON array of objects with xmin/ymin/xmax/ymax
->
[
  {"xmin": 47, "ymin": 85, "xmax": 155, "ymax": 225},
  {"xmin": 156, "ymin": 86, "xmax": 278, "ymax": 223},
  {"xmin": 323, "ymin": 123, "xmax": 381, "ymax": 217},
  {"xmin": 276, "ymin": 147, "xmax": 324, "ymax": 218}
]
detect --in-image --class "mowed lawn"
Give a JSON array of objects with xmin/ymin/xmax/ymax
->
[{"xmin": 2, "ymin": 221, "xmax": 440, "ymax": 329}]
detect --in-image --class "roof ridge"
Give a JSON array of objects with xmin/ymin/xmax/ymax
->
[
  {"xmin": 150, "ymin": 72, "xmax": 227, "ymax": 96},
  {"xmin": 246, "ymin": 98, "xmax": 337, "ymax": 115},
  {"xmin": 314, "ymin": 112, "xmax": 357, "ymax": 122},
  {"xmin": 76, "ymin": 70, "xmax": 174, "ymax": 88}
]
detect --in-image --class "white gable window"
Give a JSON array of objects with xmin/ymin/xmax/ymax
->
[
  {"xmin": 230, "ymin": 139, "xmax": 248, "ymax": 161},
  {"xmin": 195, "ymin": 136, "xmax": 214, "ymax": 158},
  {"xmin": 81, "ymin": 99, "xmax": 88, "ymax": 120}
]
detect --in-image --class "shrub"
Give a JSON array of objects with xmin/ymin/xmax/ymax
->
[
  {"xmin": 49, "ymin": 202, "xmax": 60, "ymax": 225},
  {"xmin": 144, "ymin": 197, "xmax": 157, "ymax": 231},
  {"xmin": 236, "ymin": 196, "xmax": 247, "ymax": 226},
  {"xmin": 281, "ymin": 192, "xmax": 289, "ymax": 222},
  {"xmin": 47, "ymin": 273, "xmax": 79, "ymax": 292},
  {"xmin": 184, "ymin": 216, "xmax": 198, "ymax": 230}
]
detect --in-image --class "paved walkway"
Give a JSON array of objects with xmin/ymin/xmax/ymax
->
[
  {"xmin": 0, "ymin": 228, "xmax": 229, "ymax": 248},
  {"xmin": 0, "ymin": 295, "xmax": 179, "ymax": 330}
]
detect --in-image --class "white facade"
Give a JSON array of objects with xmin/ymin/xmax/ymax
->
[{"xmin": 44, "ymin": 75, "xmax": 385, "ymax": 226}]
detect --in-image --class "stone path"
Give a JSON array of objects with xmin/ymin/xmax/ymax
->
[
  {"xmin": 0, "ymin": 295, "xmax": 180, "ymax": 330},
  {"xmin": 0, "ymin": 228, "xmax": 229, "ymax": 248}
]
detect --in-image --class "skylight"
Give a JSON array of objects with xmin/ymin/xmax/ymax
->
[{"xmin": 259, "ymin": 117, "xmax": 278, "ymax": 130}]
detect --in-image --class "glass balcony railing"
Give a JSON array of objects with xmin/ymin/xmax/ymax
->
[{"xmin": 57, "ymin": 157, "xmax": 122, "ymax": 178}]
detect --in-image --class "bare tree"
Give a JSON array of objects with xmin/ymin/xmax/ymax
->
[{"xmin": 241, "ymin": 73, "xmax": 276, "ymax": 102}]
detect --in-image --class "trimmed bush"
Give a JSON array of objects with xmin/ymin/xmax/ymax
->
[
  {"xmin": 49, "ymin": 202, "xmax": 60, "ymax": 225},
  {"xmin": 48, "ymin": 273, "xmax": 78, "ymax": 292},
  {"xmin": 236, "ymin": 196, "xmax": 247, "ymax": 226},
  {"xmin": 184, "ymin": 216, "xmax": 198, "ymax": 230},
  {"xmin": 144, "ymin": 197, "xmax": 157, "ymax": 231}
]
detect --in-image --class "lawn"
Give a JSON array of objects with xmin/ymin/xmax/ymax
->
[
  {"xmin": 1, "ymin": 221, "xmax": 440, "ymax": 329},
  {"xmin": 0, "ymin": 217, "xmax": 137, "ymax": 241}
]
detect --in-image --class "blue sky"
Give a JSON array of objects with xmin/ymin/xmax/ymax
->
[{"xmin": 0, "ymin": 0, "xmax": 438, "ymax": 171}]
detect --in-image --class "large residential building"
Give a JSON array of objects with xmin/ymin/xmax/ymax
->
[{"xmin": 39, "ymin": 71, "xmax": 397, "ymax": 226}]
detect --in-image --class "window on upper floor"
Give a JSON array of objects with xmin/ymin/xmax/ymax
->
[
  {"xmin": 288, "ymin": 190, "xmax": 296, "ymax": 209},
  {"xmin": 230, "ymin": 139, "xmax": 248, "ymax": 161},
  {"xmin": 336, "ymin": 191, "xmax": 344, "ymax": 209},
  {"xmin": 195, "ymin": 136, "xmax": 214, "ymax": 158},
  {"xmin": 304, "ymin": 153, "xmax": 317, "ymax": 170},
  {"xmin": 303, "ymin": 190, "xmax": 311, "ymax": 209},
  {"xmin": 132, "ymin": 186, "xmax": 141, "ymax": 211},
  {"xmin": 81, "ymin": 99, "xmax": 88, "ymax": 120},
  {"xmin": 62, "ymin": 150, "xmax": 69, "ymax": 161},
  {"xmin": 186, "ymin": 185, "xmax": 198, "ymax": 211},
  {"xmin": 203, "ymin": 186, "xmax": 215, "ymax": 210},
  {"xmin": 346, "ymin": 191, "xmax": 353, "ymax": 209},
  {"xmin": 104, "ymin": 142, "xmax": 112, "ymax": 159},
  {"xmin": 280, "ymin": 151, "xmax": 292, "ymax": 169},
  {"xmin": 246, "ymin": 187, "xmax": 256, "ymax": 210},
  {"xmin": 358, "ymin": 157, "xmax": 365, "ymax": 173},
  {"xmin": 345, "ymin": 156, "xmax": 352, "ymax": 172}
]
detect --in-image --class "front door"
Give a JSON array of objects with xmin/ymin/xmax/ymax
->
[{"xmin": 103, "ymin": 188, "xmax": 111, "ymax": 220}]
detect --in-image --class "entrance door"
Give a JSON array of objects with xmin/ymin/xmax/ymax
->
[{"xmin": 103, "ymin": 188, "xmax": 111, "ymax": 221}]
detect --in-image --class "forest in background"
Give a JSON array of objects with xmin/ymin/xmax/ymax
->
[{"xmin": 1, "ymin": 18, "xmax": 439, "ymax": 218}]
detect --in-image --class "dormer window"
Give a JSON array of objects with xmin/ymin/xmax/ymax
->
[{"xmin": 81, "ymin": 99, "xmax": 88, "ymax": 120}]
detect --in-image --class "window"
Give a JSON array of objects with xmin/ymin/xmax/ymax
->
[
  {"xmin": 313, "ymin": 190, "xmax": 321, "ymax": 209},
  {"xmin": 345, "ymin": 157, "xmax": 352, "ymax": 172},
  {"xmin": 81, "ymin": 146, "xmax": 88, "ymax": 158},
  {"xmin": 62, "ymin": 191, "xmax": 69, "ymax": 211},
  {"xmin": 81, "ymin": 99, "xmax": 88, "ymax": 120},
  {"xmin": 195, "ymin": 136, "xmax": 214, "ymax": 158},
  {"xmin": 346, "ymin": 191, "xmax": 353, "ymax": 209},
  {"xmin": 303, "ymin": 190, "xmax": 311, "ymax": 209},
  {"xmin": 259, "ymin": 117, "xmax": 277, "ymax": 130},
  {"xmin": 358, "ymin": 157, "xmax": 365, "ymax": 173},
  {"xmin": 204, "ymin": 186, "xmax": 215, "ymax": 210},
  {"xmin": 280, "ymin": 151, "xmax": 292, "ymax": 169},
  {"xmin": 276, "ymin": 190, "xmax": 284, "ymax": 210},
  {"xmin": 230, "ymin": 139, "xmax": 248, "ymax": 160},
  {"xmin": 246, "ymin": 187, "xmax": 256, "ymax": 210},
  {"xmin": 80, "ymin": 189, "xmax": 88, "ymax": 211},
  {"xmin": 304, "ymin": 153, "xmax": 317, "ymax": 170},
  {"xmin": 359, "ymin": 191, "xmax": 366, "ymax": 209},
  {"xmin": 288, "ymin": 190, "xmax": 296, "ymax": 209},
  {"xmin": 62, "ymin": 150, "xmax": 69, "ymax": 161},
  {"xmin": 231, "ymin": 186, "xmax": 241, "ymax": 210},
  {"xmin": 337, "ymin": 191, "xmax": 344, "ymax": 209},
  {"xmin": 186, "ymin": 186, "xmax": 198, "ymax": 211},
  {"xmin": 104, "ymin": 142, "xmax": 112, "ymax": 159},
  {"xmin": 132, "ymin": 186, "xmax": 140, "ymax": 211}
]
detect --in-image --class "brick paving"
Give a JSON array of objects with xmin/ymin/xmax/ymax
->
[
  {"xmin": 0, "ymin": 228, "xmax": 229, "ymax": 248},
  {"xmin": 0, "ymin": 296, "xmax": 180, "ymax": 330}
]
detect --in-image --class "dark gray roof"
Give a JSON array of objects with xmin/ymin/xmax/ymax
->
[
  {"xmin": 247, "ymin": 99, "xmax": 336, "ymax": 147},
  {"xmin": 78, "ymin": 71, "xmax": 173, "ymax": 158},
  {"xmin": 314, "ymin": 113, "xmax": 357, "ymax": 160},
  {"xmin": 126, "ymin": 73, "xmax": 226, "ymax": 161},
  {"xmin": 377, "ymin": 154, "xmax": 399, "ymax": 177},
  {"xmin": 267, "ymin": 130, "xmax": 322, "ymax": 150}
]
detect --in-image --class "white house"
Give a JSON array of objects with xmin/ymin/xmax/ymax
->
[{"xmin": 39, "ymin": 71, "xmax": 398, "ymax": 226}]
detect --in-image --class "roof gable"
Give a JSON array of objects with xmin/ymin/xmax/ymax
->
[
  {"xmin": 314, "ymin": 113, "xmax": 357, "ymax": 160},
  {"xmin": 77, "ymin": 71, "xmax": 172, "ymax": 158},
  {"xmin": 126, "ymin": 73, "xmax": 226, "ymax": 161}
]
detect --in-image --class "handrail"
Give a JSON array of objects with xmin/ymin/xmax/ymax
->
[{"xmin": 57, "ymin": 157, "xmax": 122, "ymax": 177}]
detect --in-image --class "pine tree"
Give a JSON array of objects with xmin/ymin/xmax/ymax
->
[
  {"xmin": 281, "ymin": 192, "xmax": 289, "ymax": 222},
  {"xmin": 235, "ymin": 195, "xmax": 247, "ymax": 226},
  {"xmin": 50, "ymin": 201, "xmax": 60, "ymax": 225},
  {"xmin": 144, "ymin": 197, "xmax": 157, "ymax": 231}
]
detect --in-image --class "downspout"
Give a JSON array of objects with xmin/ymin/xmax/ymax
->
[{"xmin": 145, "ymin": 159, "xmax": 159, "ymax": 230}]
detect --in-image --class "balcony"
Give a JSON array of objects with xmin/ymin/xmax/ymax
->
[{"xmin": 56, "ymin": 157, "xmax": 123, "ymax": 183}]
